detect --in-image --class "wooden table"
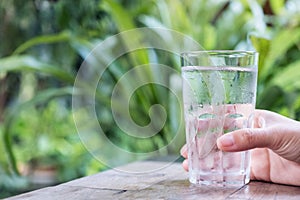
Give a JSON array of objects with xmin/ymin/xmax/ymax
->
[{"xmin": 7, "ymin": 161, "xmax": 300, "ymax": 200}]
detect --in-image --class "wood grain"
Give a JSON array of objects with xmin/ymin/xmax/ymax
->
[{"xmin": 7, "ymin": 161, "xmax": 300, "ymax": 200}]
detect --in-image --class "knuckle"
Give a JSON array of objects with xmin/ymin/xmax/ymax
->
[
  {"xmin": 241, "ymin": 128, "xmax": 270, "ymax": 149},
  {"xmin": 242, "ymin": 129, "xmax": 257, "ymax": 147}
]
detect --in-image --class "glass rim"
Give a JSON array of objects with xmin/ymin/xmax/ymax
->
[{"xmin": 180, "ymin": 50, "xmax": 258, "ymax": 57}]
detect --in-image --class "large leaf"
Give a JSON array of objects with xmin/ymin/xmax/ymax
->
[
  {"xmin": 271, "ymin": 60, "xmax": 300, "ymax": 90},
  {"xmin": 256, "ymin": 85, "xmax": 283, "ymax": 109},
  {"xmin": 100, "ymin": 0, "xmax": 150, "ymax": 66},
  {"xmin": 100, "ymin": 0, "xmax": 156, "ymax": 112},
  {"xmin": 261, "ymin": 28, "xmax": 300, "ymax": 79},
  {"xmin": 0, "ymin": 55, "xmax": 75, "ymax": 83},
  {"xmin": 12, "ymin": 31, "xmax": 95, "ymax": 61},
  {"xmin": 249, "ymin": 35, "xmax": 271, "ymax": 78},
  {"xmin": 13, "ymin": 32, "xmax": 72, "ymax": 55},
  {"xmin": 270, "ymin": 0, "xmax": 285, "ymax": 15}
]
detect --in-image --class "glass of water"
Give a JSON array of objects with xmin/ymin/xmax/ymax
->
[{"xmin": 181, "ymin": 50, "xmax": 258, "ymax": 186}]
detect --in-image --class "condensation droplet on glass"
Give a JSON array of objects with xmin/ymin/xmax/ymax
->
[
  {"xmin": 198, "ymin": 104, "xmax": 203, "ymax": 109},
  {"xmin": 227, "ymin": 113, "xmax": 243, "ymax": 118},
  {"xmin": 188, "ymin": 104, "xmax": 193, "ymax": 112},
  {"xmin": 198, "ymin": 113, "xmax": 216, "ymax": 119}
]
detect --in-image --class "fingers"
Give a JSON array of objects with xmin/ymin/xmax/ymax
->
[
  {"xmin": 180, "ymin": 144, "xmax": 188, "ymax": 158},
  {"xmin": 182, "ymin": 109, "xmax": 300, "ymax": 172},
  {"xmin": 182, "ymin": 159, "xmax": 189, "ymax": 171},
  {"xmin": 253, "ymin": 110, "xmax": 266, "ymax": 128},
  {"xmin": 216, "ymin": 109, "xmax": 286, "ymax": 152},
  {"xmin": 180, "ymin": 144, "xmax": 189, "ymax": 171},
  {"xmin": 217, "ymin": 128, "xmax": 272, "ymax": 152},
  {"xmin": 253, "ymin": 109, "xmax": 296, "ymax": 127},
  {"xmin": 269, "ymin": 126, "xmax": 300, "ymax": 163}
]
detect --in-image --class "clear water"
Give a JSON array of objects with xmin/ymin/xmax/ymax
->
[{"xmin": 182, "ymin": 66, "xmax": 257, "ymax": 186}]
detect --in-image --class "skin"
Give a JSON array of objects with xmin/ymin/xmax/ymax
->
[{"xmin": 180, "ymin": 109, "xmax": 300, "ymax": 186}]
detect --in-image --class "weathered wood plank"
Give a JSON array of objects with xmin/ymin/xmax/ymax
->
[
  {"xmin": 118, "ymin": 177, "xmax": 239, "ymax": 200},
  {"xmin": 228, "ymin": 181, "xmax": 300, "ymax": 200},
  {"xmin": 118, "ymin": 179, "xmax": 300, "ymax": 200},
  {"xmin": 62, "ymin": 161, "xmax": 187, "ymax": 190},
  {"xmin": 6, "ymin": 185, "xmax": 122, "ymax": 200},
  {"xmin": 6, "ymin": 161, "xmax": 300, "ymax": 200}
]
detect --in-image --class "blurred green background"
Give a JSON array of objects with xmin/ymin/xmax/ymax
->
[{"xmin": 1, "ymin": 0, "xmax": 300, "ymax": 198}]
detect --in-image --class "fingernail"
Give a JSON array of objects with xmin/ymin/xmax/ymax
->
[
  {"xmin": 218, "ymin": 134, "xmax": 234, "ymax": 147},
  {"xmin": 181, "ymin": 145, "xmax": 188, "ymax": 158},
  {"xmin": 258, "ymin": 116, "xmax": 266, "ymax": 128}
]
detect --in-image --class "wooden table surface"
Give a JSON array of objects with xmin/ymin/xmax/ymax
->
[{"xmin": 7, "ymin": 161, "xmax": 300, "ymax": 200}]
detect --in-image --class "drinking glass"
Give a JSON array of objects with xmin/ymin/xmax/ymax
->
[{"xmin": 181, "ymin": 50, "xmax": 258, "ymax": 186}]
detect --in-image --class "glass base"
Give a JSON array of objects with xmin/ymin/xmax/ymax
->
[{"xmin": 189, "ymin": 171, "xmax": 250, "ymax": 187}]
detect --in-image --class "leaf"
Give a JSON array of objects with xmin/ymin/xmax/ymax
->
[
  {"xmin": 100, "ymin": 0, "xmax": 150, "ymax": 66},
  {"xmin": 167, "ymin": 0, "xmax": 192, "ymax": 32},
  {"xmin": 100, "ymin": 0, "xmax": 154, "ymax": 112},
  {"xmin": 270, "ymin": 0, "xmax": 285, "ymax": 15},
  {"xmin": 249, "ymin": 35, "xmax": 271, "ymax": 78},
  {"xmin": 0, "ymin": 55, "xmax": 75, "ymax": 83},
  {"xmin": 261, "ymin": 28, "xmax": 300, "ymax": 79},
  {"xmin": 13, "ymin": 31, "xmax": 72, "ymax": 55},
  {"xmin": 256, "ymin": 85, "xmax": 283, "ymax": 109},
  {"xmin": 13, "ymin": 31, "xmax": 95, "ymax": 60},
  {"xmin": 203, "ymin": 24, "xmax": 217, "ymax": 50},
  {"xmin": 155, "ymin": 0, "xmax": 172, "ymax": 28},
  {"xmin": 101, "ymin": 0, "xmax": 136, "ymax": 31},
  {"xmin": 271, "ymin": 60, "xmax": 300, "ymax": 90},
  {"xmin": 70, "ymin": 38, "xmax": 96, "ymax": 59}
]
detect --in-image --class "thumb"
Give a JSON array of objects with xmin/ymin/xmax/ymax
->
[{"xmin": 217, "ymin": 128, "xmax": 271, "ymax": 152}]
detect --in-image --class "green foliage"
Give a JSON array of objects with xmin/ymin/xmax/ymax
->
[
  {"xmin": 249, "ymin": 2, "xmax": 300, "ymax": 118},
  {"xmin": 0, "ymin": 55, "xmax": 74, "ymax": 83},
  {"xmin": 1, "ymin": 100, "xmax": 106, "ymax": 198},
  {"xmin": 3, "ymin": 87, "xmax": 75, "ymax": 174},
  {"xmin": 1, "ymin": 0, "xmax": 300, "ymax": 198},
  {"xmin": 11, "ymin": 101, "xmax": 106, "ymax": 180}
]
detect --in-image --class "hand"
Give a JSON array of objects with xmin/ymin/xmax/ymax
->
[{"xmin": 181, "ymin": 109, "xmax": 300, "ymax": 186}]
